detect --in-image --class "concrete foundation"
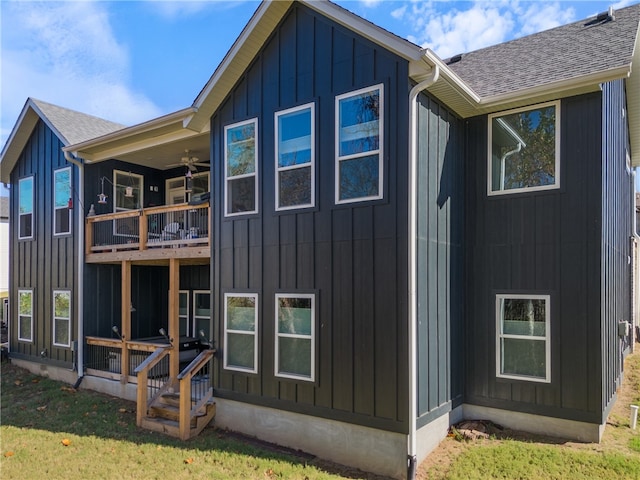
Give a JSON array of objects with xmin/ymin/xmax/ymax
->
[
  {"xmin": 214, "ymin": 397, "xmax": 408, "ymax": 479},
  {"xmin": 462, "ymin": 404, "xmax": 605, "ymax": 443}
]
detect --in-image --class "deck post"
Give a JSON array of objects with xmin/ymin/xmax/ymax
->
[
  {"xmin": 121, "ymin": 260, "xmax": 131, "ymax": 382},
  {"xmin": 169, "ymin": 257, "xmax": 180, "ymax": 380}
]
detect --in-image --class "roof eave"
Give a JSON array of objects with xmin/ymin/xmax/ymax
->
[
  {"xmin": 64, "ymin": 107, "xmax": 198, "ymax": 162},
  {"xmin": 0, "ymin": 99, "xmax": 61, "ymax": 184}
]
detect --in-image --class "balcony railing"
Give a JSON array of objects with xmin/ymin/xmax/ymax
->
[
  {"xmin": 85, "ymin": 202, "xmax": 209, "ymax": 256},
  {"xmin": 85, "ymin": 336, "xmax": 170, "ymax": 383}
]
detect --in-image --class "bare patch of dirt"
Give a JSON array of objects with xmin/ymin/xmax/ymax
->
[{"xmin": 417, "ymin": 349, "xmax": 640, "ymax": 479}]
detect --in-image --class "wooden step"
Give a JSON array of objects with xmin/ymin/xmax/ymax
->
[{"xmin": 140, "ymin": 402, "xmax": 216, "ymax": 440}]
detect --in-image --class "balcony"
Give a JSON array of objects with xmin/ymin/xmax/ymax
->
[{"xmin": 85, "ymin": 202, "xmax": 210, "ymax": 264}]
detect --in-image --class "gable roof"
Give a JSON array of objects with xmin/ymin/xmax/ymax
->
[
  {"xmin": 0, "ymin": 98, "xmax": 124, "ymax": 183},
  {"xmin": 184, "ymin": 0, "xmax": 639, "ymax": 165}
]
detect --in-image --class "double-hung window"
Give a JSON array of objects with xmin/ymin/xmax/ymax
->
[
  {"xmin": 335, "ymin": 84, "xmax": 383, "ymax": 203},
  {"xmin": 496, "ymin": 294, "xmax": 550, "ymax": 382},
  {"xmin": 54, "ymin": 167, "xmax": 72, "ymax": 235},
  {"xmin": 275, "ymin": 294, "xmax": 315, "ymax": 381},
  {"xmin": 488, "ymin": 101, "xmax": 560, "ymax": 195},
  {"xmin": 225, "ymin": 119, "xmax": 258, "ymax": 216},
  {"xmin": 193, "ymin": 291, "xmax": 211, "ymax": 341},
  {"xmin": 53, "ymin": 290, "xmax": 71, "ymax": 348},
  {"xmin": 275, "ymin": 103, "xmax": 315, "ymax": 210},
  {"xmin": 18, "ymin": 289, "xmax": 33, "ymax": 342},
  {"xmin": 18, "ymin": 176, "xmax": 34, "ymax": 239},
  {"xmin": 224, "ymin": 293, "xmax": 258, "ymax": 373}
]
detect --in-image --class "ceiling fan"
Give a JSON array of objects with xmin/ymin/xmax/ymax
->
[{"xmin": 166, "ymin": 150, "xmax": 209, "ymax": 171}]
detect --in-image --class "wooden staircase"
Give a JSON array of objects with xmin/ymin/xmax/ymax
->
[
  {"xmin": 135, "ymin": 347, "xmax": 216, "ymax": 440},
  {"xmin": 141, "ymin": 391, "xmax": 216, "ymax": 439}
]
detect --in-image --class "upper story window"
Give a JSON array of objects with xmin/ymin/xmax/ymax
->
[
  {"xmin": 225, "ymin": 119, "xmax": 258, "ymax": 216},
  {"xmin": 275, "ymin": 294, "xmax": 315, "ymax": 381},
  {"xmin": 275, "ymin": 103, "xmax": 315, "ymax": 210},
  {"xmin": 114, "ymin": 170, "xmax": 143, "ymax": 211},
  {"xmin": 53, "ymin": 290, "xmax": 71, "ymax": 348},
  {"xmin": 335, "ymin": 84, "xmax": 384, "ymax": 204},
  {"xmin": 54, "ymin": 167, "xmax": 71, "ymax": 235},
  {"xmin": 18, "ymin": 289, "xmax": 33, "ymax": 342},
  {"xmin": 488, "ymin": 101, "xmax": 560, "ymax": 195},
  {"xmin": 18, "ymin": 176, "xmax": 34, "ymax": 239},
  {"xmin": 496, "ymin": 294, "xmax": 550, "ymax": 383}
]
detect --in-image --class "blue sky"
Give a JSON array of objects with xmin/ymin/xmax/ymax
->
[{"xmin": 1, "ymin": 0, "xmax": 639, "ymax": 194}]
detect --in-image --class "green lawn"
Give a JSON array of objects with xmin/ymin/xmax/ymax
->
[{"xmin": 2, "ymin": 357, "xmax": 640, "ymax": 479}]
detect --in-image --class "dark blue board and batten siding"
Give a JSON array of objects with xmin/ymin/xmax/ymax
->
[
  {"xmin": 465, "ymin": 88, "xmax": 632, "ymax": 424},
  {"xmin": 9, "ymin": 120, "xmax": 77, "ymax": 367},
  {"xmin": 600, "ymin": 80, "xmax": 633, "ymax": 416},
  {"xmin": 416, "ymin": 93, "xmax": 465, "ymax": 427},
  {"xmin": 210, "ymin": 4, "xmax": 410, "ymax": 433}
]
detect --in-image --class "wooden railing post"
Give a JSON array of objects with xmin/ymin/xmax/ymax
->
[
  {"xmin": 179, "ymin": 372, "xmax": 191, "ymax": 440},
  {"xmin": 139, "ymin": 209, "xmax": 148, "ymax": 251},
  {"xmin": 136, "ymin": 369, "xmax": 148, "ymax": 427},
  {"xmin": 121, "ymin": 260, "xmax": 131, "ymax": 382},
  {"xmin": 85, "ymin": 219, "xmax": 93, "ymax": 255}
]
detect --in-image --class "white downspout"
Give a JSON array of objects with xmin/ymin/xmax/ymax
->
[
  {"xmin": 407, "ymin": 63, "xmax": 440, "ymax": 479},
  {"xmin": 631, "ymin": 169, "xmax": 639, "ymax": 350},
  {"xmin": 64, "ymin": 151, "xmax": 84, "ymax": 378}
]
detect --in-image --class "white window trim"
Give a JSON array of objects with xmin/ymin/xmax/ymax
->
[
  {"xmin": 275, "ymin": 103, "xmax": 315, "ymax": 211},
  {"xmin": 224, "ymin": 118, "xmax": 258, "ymax": 217},
  {"xmin": 495, "ymin": 293, "xmax": 551, "ymax": 383},
  {"xmin": 113, "ymin": 170, "xmax": 144, "ymax": 212},
  {"xmin": 487, "ymin": 100, "xmax": 561, "ymax": 196},
  {"xmin": 18, "ymin": 176, "xmax": 34, "ymax": 240},
  {"xmin": 223, "ymin": 292, "xmax": 258, "ymax": 374},
  {"xmin": 178, "ymin": 290, "xmax": 189, "ymax": 337},
  {"xmin": 335, "ymin": 83, "xmax": 384, "ymax": 205},
  {"xmin": 54, "ymin": 167, "xmax": 72, "ymax": 236},
  {"xmin": 17, "ymin": 289, "xmax": 33, "ymax": 342},
  {"xmin": 166, "ymin": 171, "xmax": 210, "ymax": 205},
  {"xmin": 193, "ymin": 290, "xmax": 210, "ymax": 339},
  {"xmin": 53, "ymin": 289, "xmax": 71, "ymax": 348},
  {"xmin": 274, "ymin": 293, "xmax": 315, "ymax": 382}
]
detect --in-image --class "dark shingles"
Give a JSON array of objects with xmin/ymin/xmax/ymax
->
[
  {"xmin": 30, "ymin": 99, "xmax": 125, "ymax": 146},
  {"xmin": 447, "ymin": 3, "xmax": 640, "ymax": 98}
]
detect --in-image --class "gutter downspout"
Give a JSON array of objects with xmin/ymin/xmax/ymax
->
[
  {"xmin": 64, "ymin": 151, "xmax": 84, "ymax": 379},
  {"xmin": 631, "ymin": 169, "xmax": 640, "ymax": 351},
  {"xmin": 407, "ymin": 62, "xmax": 440, "ymax": 480}
]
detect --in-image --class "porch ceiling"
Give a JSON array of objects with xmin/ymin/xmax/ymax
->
[{"xmin": 64, "ymin": 108, "xmax": 210, "ymax": 171}]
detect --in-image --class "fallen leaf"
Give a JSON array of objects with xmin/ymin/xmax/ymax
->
[
  {"xmin": 184, "ymin": 458, "xmax": 194, "ymax": 464},
  {"xmin": 118, "ymin": 408, "xmax": 127, "ymax": 413},
  {"xmin": 60, "ymin": 386, "xmax": 76, "ymax": 393},
  {"xmin": 14, "ymin": 380, "xmax": 22, "ymax": 386},
  {"xmin": 36, "ymin": 406, "xmax": 47, "ymax": 412},
  {"xmin": 4, "ymin": 451, "xmax": 14, "ymax": 457},
  {"xmin": 31, "ymin": 378, "xmax": 40, "ymax": 383},
  {"xmin": 61, "ymin": 439, "xmax": 71, "ymax": 447}
]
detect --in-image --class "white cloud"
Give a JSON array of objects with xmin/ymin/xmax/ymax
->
[
  {"xmin": 403, "ymin": 2, "xmax": 515, "ymax": 58},
  {"xmin": 1, "ymin": 1, "xmax": 162, "ymax": 145},
  {"xmin": 391, "ymin": 5, "xmax": 407, "ymax": 19}
]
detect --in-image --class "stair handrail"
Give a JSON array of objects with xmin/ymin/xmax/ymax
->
[
  {"xmin": 134, "ymin": 345, "xmax": 172, "ymax": 427},
  {"xmin": 177, "ymin": 349, "xmax": 215, "ymax": 440}
]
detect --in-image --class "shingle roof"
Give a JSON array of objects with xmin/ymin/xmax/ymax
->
[
  {"xmin": 30, "ymin": 98, "xmax": 125, "ymax": 146},
  {"xmin": 446, "ymin": 3, "xmax": 640, "ymax": 98},
  {"xmin": 0, "ymin": 98, "xmax": 125, "ymax": 183}
]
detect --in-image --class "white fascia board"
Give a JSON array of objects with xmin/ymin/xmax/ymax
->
[
  {"xmin": 63, "ymin": 107, "xmax": 198, "ymax": 159},
  {"xmin": 479, "ymin": 65, "xmax": 632, "ymax": 110}
]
